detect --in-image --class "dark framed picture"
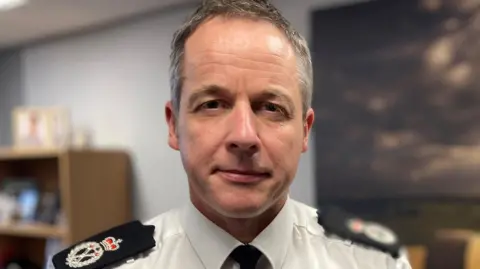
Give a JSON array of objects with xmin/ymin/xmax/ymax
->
[{"xmin": 311, "ymin": 0, "xmax": 480, "ymax": 201}]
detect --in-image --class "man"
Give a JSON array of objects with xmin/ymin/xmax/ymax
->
[{"xmin": 53, "ymin": 1, "xmax": 412, "ymax": 268}]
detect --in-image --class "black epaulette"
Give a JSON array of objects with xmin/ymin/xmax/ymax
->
[
  {"xmin": 52, "ymin": 220, "xmax": 156, "ymax": 269},
  {"xmin": 317, "ymin": 207, "xmax": 401, "ymax": 259}
]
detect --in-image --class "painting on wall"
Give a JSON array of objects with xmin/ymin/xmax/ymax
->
[{"xmin": 311, "ymin": 0, "xmax": 480, "ymax": 201}]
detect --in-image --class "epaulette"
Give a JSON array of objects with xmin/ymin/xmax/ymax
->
[
  {"xmin": 52, "ymin": 220, "xmax": 156, "ymax": 269},
  {"xmin": 317, "ymin": 206, "xmax": 401, "ymax": 259}
]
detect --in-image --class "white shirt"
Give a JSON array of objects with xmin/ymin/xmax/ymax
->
[{"xmin": 112, "ymin": 198, "xmax": 412, "ymax": 269}]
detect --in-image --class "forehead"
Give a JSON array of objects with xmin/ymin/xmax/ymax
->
[{"xmin": 184, "ymin": 16, "xmax": 297, "ymax": 68}]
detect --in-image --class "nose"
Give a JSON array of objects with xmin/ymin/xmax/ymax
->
[{"xmin": 226, "ymin": 104, "xmax": 260, "ymax": 156}]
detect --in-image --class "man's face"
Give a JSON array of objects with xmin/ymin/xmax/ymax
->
[{"xmin": 166, "ymin": 17, "xmax": 314, "ymax": 218}]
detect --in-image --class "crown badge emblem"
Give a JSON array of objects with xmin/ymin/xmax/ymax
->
[{"xmin": 66, "ymin": 237, "xmax": 123, "ymax": 268}]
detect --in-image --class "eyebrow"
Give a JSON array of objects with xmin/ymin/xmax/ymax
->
[{"xmin": 187, "ymin": 85, "xmax": 230, "ymax": 109}]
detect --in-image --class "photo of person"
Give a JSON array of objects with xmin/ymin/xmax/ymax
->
[
  {"xmin": 17, "ymin": 111, "xmax": 48, "ymax": 147},
  {"xmin": 13, "ymin": 107, "xmax": 71, "ymax": 149}
]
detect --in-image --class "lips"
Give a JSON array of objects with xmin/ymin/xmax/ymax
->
[{"xmin": 215, "ymin": 169, "xmax": 271, "ymax": 184}]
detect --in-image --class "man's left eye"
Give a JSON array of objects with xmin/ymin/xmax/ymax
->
[{"xmin": 263, "ymin": 102, "xmax": 282, "ymax": 112}]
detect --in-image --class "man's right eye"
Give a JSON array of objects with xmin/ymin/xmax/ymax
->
[{"xmin": 198, "ymin": 100, "xmax": 224, "ymax": 110}]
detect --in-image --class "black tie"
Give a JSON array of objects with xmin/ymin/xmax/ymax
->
[{"xmin": 229, "ymin": 244, "xmax": 262, "ymax": 269}]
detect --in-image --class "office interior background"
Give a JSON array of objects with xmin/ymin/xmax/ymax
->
[{"xmin": 0, "ymin": 0, "xmax": 478, "ymax": 269}]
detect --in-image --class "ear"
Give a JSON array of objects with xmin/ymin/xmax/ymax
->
[
  {"xmin": 302, "ymin": 108, "xmax": 314, "ymax": 153},
  {"xmin": 165, "ymin": 101, "xmax": 180, "ymax": 151}
]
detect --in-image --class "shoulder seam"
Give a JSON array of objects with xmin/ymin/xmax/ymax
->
[{"xmin": 157, "ymin": 231, "xmax": 184, "ymax": 246}]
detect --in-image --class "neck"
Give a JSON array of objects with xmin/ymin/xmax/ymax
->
[{"xmin": 191, "ymin": 195, "xmax": 287, "ymax": 243}]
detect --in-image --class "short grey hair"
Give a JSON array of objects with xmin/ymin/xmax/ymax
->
[{"xmin": 169, "ymin": 0, "xmax": 313, "ymax": 118}]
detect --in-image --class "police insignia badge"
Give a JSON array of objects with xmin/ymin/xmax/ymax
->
[
  {"xmin": 317, "ymin": 207, "xmax": 402, "ymax": 258},
  {"xmin": 346, "ymin": 218, "xmax": 365, "ymax": 234},
  {"xmin": 66, "ymin": 237, "xmax": 123, "ymax": 268},
  {"xmin": 364, "ymin": 222, "xmax": 398, "ymax": 245},
  {"xmin": 53, "ymin": 221, "xmax": 155, "ymax": 269}
]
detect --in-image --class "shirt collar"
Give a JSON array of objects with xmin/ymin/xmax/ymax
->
[
  {"xmin": 181, "ymin": 198, "xmax": 294, "ymax": 269},
  {"xmin": 250, "ymin": 198, "xmax": 294, "ymax": 269}
]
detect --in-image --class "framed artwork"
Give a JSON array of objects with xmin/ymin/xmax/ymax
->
[
  {"xmin": 12, "ymin": 107, "xmax": 70, "ymax": 149},
  {"xmin": 311, "ymin": 0, "xmax": 480, "ymax": 201}
]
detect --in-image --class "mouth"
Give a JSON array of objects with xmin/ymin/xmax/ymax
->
[{"xmin": 214, "ymin": 169, "xmax": 271, "ymax": 184}]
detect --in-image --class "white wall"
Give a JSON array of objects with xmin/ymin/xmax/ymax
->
[
  {"xmin": 17, "ymin": 0, "xmax": 366, "ymax": 221},
  {"xmin": 0, "ymin": 50, "xmax": 22, "ymax": 146},
  {"xmin": 22, "ymin": 9, "xmax": 192, "ymax": 221}
]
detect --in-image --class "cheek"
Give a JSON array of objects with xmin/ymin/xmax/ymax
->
[
  {"xmin": 179, "ymin": 120, "xmax": 219, "ymax": 162},
  {"xmin": 263, "ymin": 125, "xmax": 304, "ymax": 166}
]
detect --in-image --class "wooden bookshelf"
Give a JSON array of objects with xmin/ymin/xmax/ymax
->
[
  {"xmin": 0, "ymin": 147, "xmax": 132, "ymax": 267},
  {"xmin": 0, "ymin": 222, "xmax": 66, "ymax": 239},
  {"xmin": 0, "ymin": 148, "xmax": 62, "ymax": 161}
]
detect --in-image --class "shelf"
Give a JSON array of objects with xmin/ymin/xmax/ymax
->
[
  {"xmin": 0, "ymin": 148, "xmax": 62, "ymax": 161},
  {"xmin": 0, "ymin": 222, "xmax": 66, "ymax": 239},
  {"xmin": 0, "ymin": 149, "xmax": 131, "ymax": 267}
]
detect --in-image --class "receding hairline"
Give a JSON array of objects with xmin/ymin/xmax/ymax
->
[
  {"xmin": 169, "ymin": 3, "xmax": 313, "ymax": 116},
  {"xmin": 184, "ymin": 15, "xmax": 297, "ymax": 56}
]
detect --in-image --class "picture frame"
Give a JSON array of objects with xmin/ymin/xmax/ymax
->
[
  {"xmin": 12, "ymin": 107, "xmax": 70, "ymax": 149},
  {"xmin": 311, "ymin": 0, "xmax": 480, "ymax": 201}
]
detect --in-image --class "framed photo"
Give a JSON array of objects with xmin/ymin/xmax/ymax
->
[
  {"xmin": 12, "ymin": 107, "xmax": 70, "ymax": 149},
  {"xmin": 311, "ymin": 0, "xmax": 480, "ymax": 201}
]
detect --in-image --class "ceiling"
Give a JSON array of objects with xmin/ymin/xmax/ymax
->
[{"xmin": 0, "ymin": 0, "xmax": 198, "ymax": 49}]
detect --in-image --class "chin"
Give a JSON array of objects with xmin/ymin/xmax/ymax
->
[
  {"xmin": 211, "ymin": 194, "xmax": 270, "ymax": 219},
  {"xmin": 216, "ymin": 206, "xmax": 265, "ymax": 219}
]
